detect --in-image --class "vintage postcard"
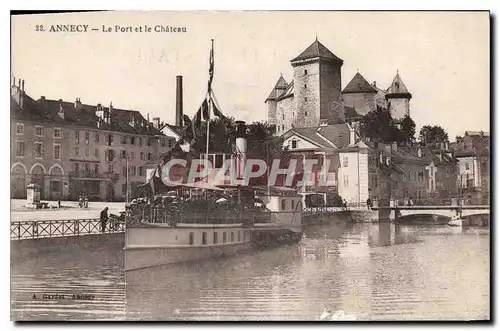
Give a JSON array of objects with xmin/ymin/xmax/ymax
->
[{"xmin": 10, "ymin": 11, "xmax": 490, "ymax": 321}]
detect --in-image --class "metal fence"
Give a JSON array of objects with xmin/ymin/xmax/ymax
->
[{"xmin": 10, "ymin": 218, "xmax": 125, "ymax": 241}]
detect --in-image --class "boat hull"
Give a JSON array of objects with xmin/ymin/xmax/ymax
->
[
  {"xmin": 125, "ymin": 241, "xmax": 254, "ymax": 271},
  {"xmin": 125, "ymin": 223, "xmax": 302, "ymax": 271}
]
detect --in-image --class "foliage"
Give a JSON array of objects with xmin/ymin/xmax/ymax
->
[
  {"xmin": 360, "ymin": 106, "xmax": 415, "ymax": 144},
  {"xmin": 191, "ymin": 119, "xmax": 283, "ymax": 160},
  {"xmin": 400, "ymin": 115, "xmax": 416, "ymax": 144},
  {"xmin": 326, "ymin": 194, "xmax": 347, "ymax": 207},
  {"xmin": 419, "ymin": 125, "xmax": 449, "ymax": 144}
]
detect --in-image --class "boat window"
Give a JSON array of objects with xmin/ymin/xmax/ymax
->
[
  {"xmin": 238, "ymin": 231, "xmax": 241, "ymax": 242},
  {"xmin": 281, "ymin": 199, "xmax": 287, "ymax": 210},
  {"xmin": 189, "ymin": 232, "xmax": 194, "ymax": 245},
  {"xmin": 214, "ymin": 154, "xmax": 224, "ymax": 169},
  {"xmin": 231, "ymin": 232, "xmax": 234, "ymax": 242},
  {"xmin": 213, "ymin": 232, "xmax": 218, "ymax": 244},
  {"xmin": 223, "ymin": 232, "xmax": 227, "ymax": 243},
  {"xmin": 202, "ymin": 232, "xmax": 207, "ymax": 245}
]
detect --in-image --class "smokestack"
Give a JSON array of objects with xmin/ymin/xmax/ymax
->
[
  {"xmin": 235, "ymin": 121, "xmax": 247, "ymax": 185},
  {"xmin": 176, "ymin": 75, "xmax": 183, "ymax": 127}
]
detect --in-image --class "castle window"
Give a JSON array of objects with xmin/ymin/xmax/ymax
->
[
  {"xmin": 305, "ymin": 97, "xmax": 308, "ymax": 102},
  {"xmin": 304, "ymin": 84, "xmax": 307, "ymax": 88},
  {"xmin": 305, "ymin": 111, "xmax": 308, "ymax": 116},
  {"xmin": 304, "ymin": 70, "xmax": 308, "ymax": 75},
  {"xmin": 282, "ymin": 114, "xmax": 285, "ymax": 120},
  {"xmin": 465, "ymin": 163, "xmax": 470, "ymax": 170}
]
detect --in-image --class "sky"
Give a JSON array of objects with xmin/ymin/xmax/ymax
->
[{"xmin": 11, "ymin": 11, "xmax": 490, "ymax": 141}]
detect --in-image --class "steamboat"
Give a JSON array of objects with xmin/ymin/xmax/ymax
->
[{"xmin": 124, "ymin": 40, "xmax": 302, "ymax": 271}]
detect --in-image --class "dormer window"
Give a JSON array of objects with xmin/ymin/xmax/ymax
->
[{"xmin": 291, "ymin": 139, "xmax": 297, "ymax": 149}]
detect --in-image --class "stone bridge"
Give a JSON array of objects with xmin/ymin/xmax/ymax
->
[{"xmin": 373, "ymin": 205, "xmax": 490, "ymax": 221}]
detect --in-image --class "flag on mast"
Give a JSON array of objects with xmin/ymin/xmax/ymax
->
[{"xmin": 208, "ymin": 39, "xmax": 214, "ymax": 92}]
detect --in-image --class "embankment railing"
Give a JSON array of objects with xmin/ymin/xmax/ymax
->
[{"xmin": 10, "ymin": 218, "xmax": 125, "ymax": 241}]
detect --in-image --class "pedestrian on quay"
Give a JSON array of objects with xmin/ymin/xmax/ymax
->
[
  {"xmin": 84, "ymin": 197, "xmax": 89, "ymax": 208},
  {"xmin": 100, "ymin": 207, "xmax": 109, "ymax": 233},
  {"xmin": 366, "ymin": 198, "xmax": 372, "ymax": 210}
]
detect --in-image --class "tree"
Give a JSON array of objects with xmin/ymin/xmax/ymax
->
[
  {"xmin": 191, "ymin": 119, "xmax": 282, "ymax": 161},
  {"xmin": 400, "ymin": 115, "xmax": 416, "ymax": 144},
  {"xmin": 360, "ymin": 106, "xmax": 394, "ymax": 143},
  {"xmin": 419, "ymin": 125, "xmax": 449, "ymax": 144},
  {"xmin": 360, "ymin": 106, "xmax": 415, "ymax": 144}
]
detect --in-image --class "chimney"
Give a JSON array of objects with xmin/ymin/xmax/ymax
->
[
  {"xmin": 153, "ymin": 117, "xmax": 161, "ymax": 129},
  {"xmin": 235, "ymin": 121, "xmax": 247, "ymax": 184},
  {"xmin": 75, "ymin": 97, "xmax": 82, "ymax": 110},
  {"xmin": 347, "ymin": 123, "xmax": 356, "ymax": 146},
  {"xmin": 372, "ymin": 81, "xmax": 377, "ymax": 88},
  {"xmin": 176, "ymin": 75, "xmax": 183, "ymax": 127},
  {"xmin": 40, "ymin": 96, "xmax": 45, "ymax": 100},
  {"xmin": 21, "ymin": 80, "xmax": 25, "ymax": 92},
  {"xmin": 57, "ymin": 99, "xmax": 64, "ymax": 119}
]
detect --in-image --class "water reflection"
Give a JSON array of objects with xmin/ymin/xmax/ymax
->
[
  {"xmin": 11, "ymin": 235, "xmax": 125, "ymax": 321},
  {"xmin": 126, "ymin": 219, "xmax": 489, "ymax": 321}
]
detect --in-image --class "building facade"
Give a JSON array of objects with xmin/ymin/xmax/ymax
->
[
  {"xmin": 10, "ymin": 80, "xmax": 175, "ymax": 201},
  {"xmin": 452, "ymin": 131, "xmax": 490, "ymax": 203}
]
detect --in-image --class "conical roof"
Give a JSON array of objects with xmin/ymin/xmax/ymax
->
[
  {"xmin": 342, "ymin": 72, "xmax": 377, "ymax": 94},
  {"xmin": 266, "ymin": 75, "xmax": 288, "ymax": 101},
  {"xmin": 291, "ymin": 39, "xmax": 343, "ymax": 64},
  {"xmin": 386, "ymin": 72, "xmax": 412, "ymax": 98}
]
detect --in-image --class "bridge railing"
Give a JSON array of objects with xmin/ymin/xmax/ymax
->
[
  {"xmin": 387, "ymin": 197, "xmax": 489, "ymax": 208},
  {"xmin": 10, "ymin": 218, "xmax": 125, "ymax": 241}
]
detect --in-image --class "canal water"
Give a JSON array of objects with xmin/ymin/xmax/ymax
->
[
  {"xmin": 126, "ymin": 220, "xmax": 490, "ymax": 321},
  {"xmin": 11, "ymin": 234, "xmax": 125, "ymax": 321}
]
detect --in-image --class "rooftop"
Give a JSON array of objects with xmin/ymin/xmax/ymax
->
[{"xmin": 291, "ymin": 39, "xmax": 343, "ymax": 64}]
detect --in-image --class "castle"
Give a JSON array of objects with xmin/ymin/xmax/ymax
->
[{"xmin": 265, "ymin": 38, "xmax": 412, "ymax": 135}]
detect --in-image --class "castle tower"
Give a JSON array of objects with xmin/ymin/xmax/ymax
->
[
  {"xmin": 265, "ymin": 74, "xmax": 288, "ymax": 126},
  {"xmin": 342, "ymin": 72, "xmax": 378, "ymax": 116},
  {"xmin": 291, "ymin": 38, "xmax": 344, "ymax": 127},
  {"xmin": 386, "ymin": 71, "xmax": 412, "ymax": 120}
]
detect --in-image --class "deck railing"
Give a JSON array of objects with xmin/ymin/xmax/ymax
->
[{"xmin": 10, "ymin": 218, "xmax": 125, "ymax": 240}]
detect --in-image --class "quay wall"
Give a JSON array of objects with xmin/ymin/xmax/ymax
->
[
  {"xmin": 11, "ymin": 233, "xmax": 125, "ymax": 263},
  {"xmin": 303, "ymin": 210, "xmax": 351, "ymax": 226},
  {"xmin": 349, "ymin": 209, "xmax": 380, "ymax": 223}
]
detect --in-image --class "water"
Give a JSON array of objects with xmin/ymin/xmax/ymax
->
[
  {"xmin": 11, "ymin": 234, "xmax": 125, "ymax": 321},
  {"xmin": 126, "ymin": 220, "xmax": 490, "ymax": 321}
]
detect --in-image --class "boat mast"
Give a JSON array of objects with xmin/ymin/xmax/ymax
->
[{"xmin": 205, "ymin": 39, "xmax": 215, "ymax": 185}]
